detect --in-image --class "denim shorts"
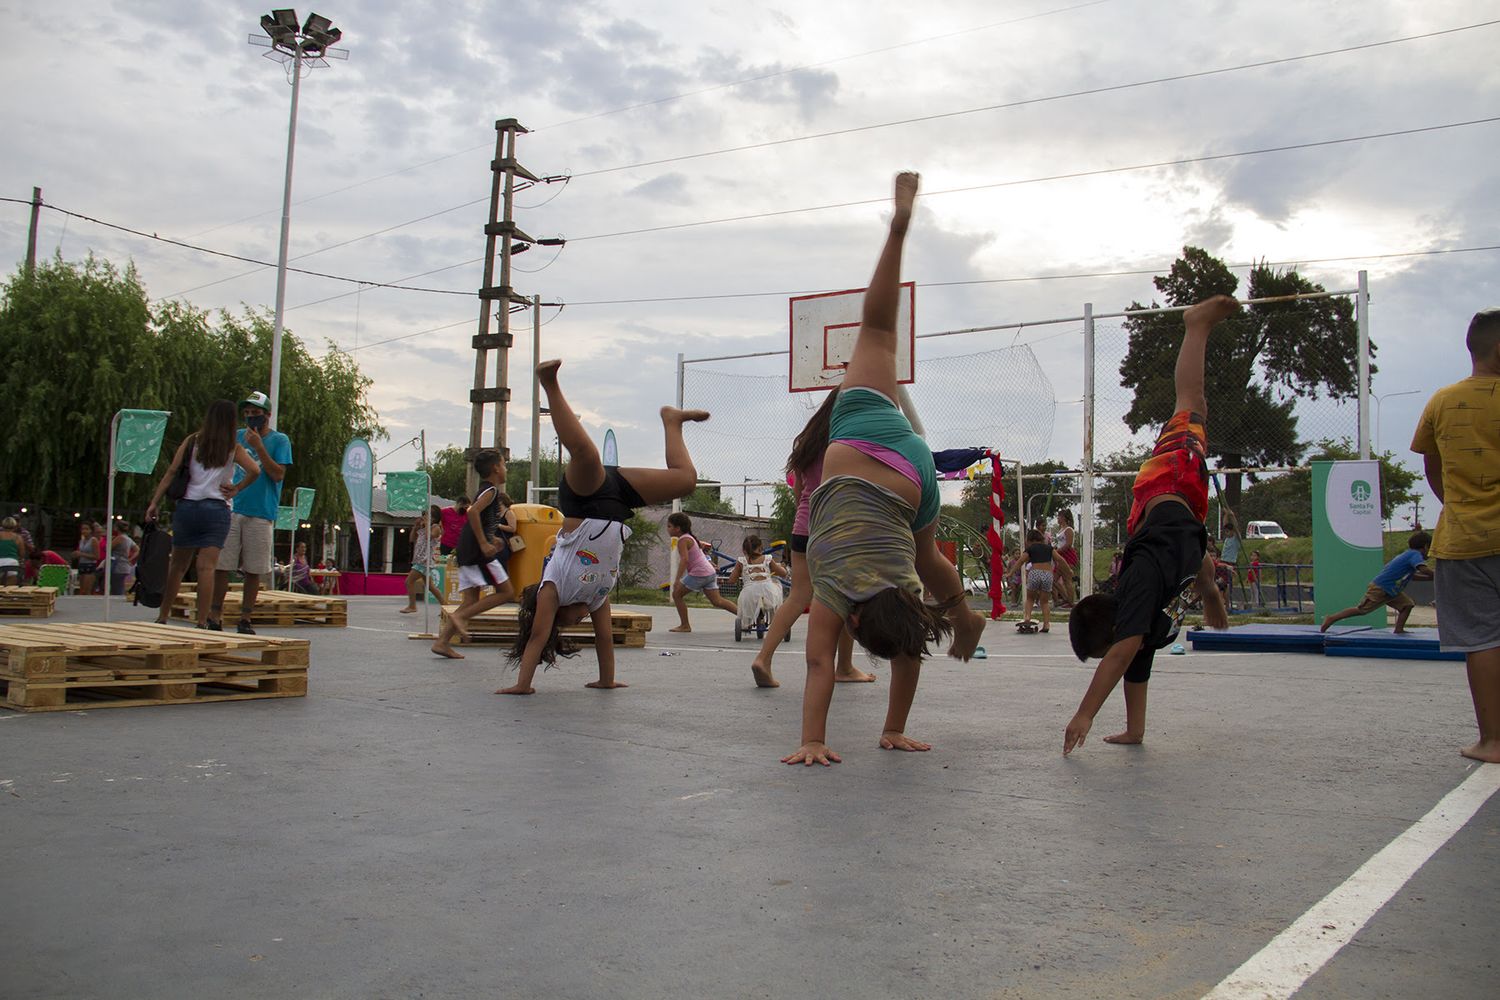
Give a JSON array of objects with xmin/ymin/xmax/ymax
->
[
  {"xmin": 681, "ymin": 572, "xmax": 719, "ymax": 593},
  {"xmin": 172, "ymin": 498, "xmax": 231, "ymax": 549}
]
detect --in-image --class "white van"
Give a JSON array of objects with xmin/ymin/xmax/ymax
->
[{"xmin": 1245, "ymin": 521, "xmax": 1289, "ymax": 540}]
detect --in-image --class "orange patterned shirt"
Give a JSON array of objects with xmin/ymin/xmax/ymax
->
[{"xmin": 1127, "ymin": 410, "xmax": 1210, "ymax": 536}]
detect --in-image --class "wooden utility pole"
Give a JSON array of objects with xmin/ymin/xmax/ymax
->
[
  {"xmin": 24, "ymin": 187, "xmax": 41, "ymax": 275},
  {"xmin": 465, "ymin": 119, "xmax": 539, "ymax": 495}
]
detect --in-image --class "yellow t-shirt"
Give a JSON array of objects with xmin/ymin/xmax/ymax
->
[{"xmin": 1410, "ymin": 376, "xmax": 1500, "ymax": 559}]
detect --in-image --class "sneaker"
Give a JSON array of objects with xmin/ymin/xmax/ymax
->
[
  {"xmin": 205, "ymin": 619, "xmax": 223, "ymax": 632},
  {"xmin": 236, "ymin": 620, "xmax": 257, "ymax": 635}
]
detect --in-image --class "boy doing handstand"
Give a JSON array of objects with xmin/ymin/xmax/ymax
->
[
  {"xmin": 499, "ymin": 359, "xmax": 710, "ymax": 694},
  {"xmin": 783, "ymin": 172, "xmax": 986, "ymax": 767},
  {"xmin": 1063, "ymin": 296, "xmax": 1236, "ymax": 754}
]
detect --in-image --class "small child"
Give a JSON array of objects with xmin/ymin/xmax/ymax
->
[
  {"xmin": 1320, "ymin": 531, "xmax": 1432, "ymax": 634},
  {"xmin": 289, "ymin": 541, "xmax": 317, "ymax": 594},
  {"xmin": 402, "ymin": 505, "xmax": 445, "ymax": 613},
  {"xmin": 1063, "ymin": 295, "xmax": 1237, "ymax": 755},
  {"xmin": 667, "ymin": 512, "xmax": 738, "ymax": 632},
  {"xmin": 1247, "ymin": 550, "xmax": 1263, "ymax": 608},
  {"xmin": 728, "ymin": 535, "xmax": 787, "ymax": 635},
  {"xmin": 1004, "ymin": 529, "xmax": 1055, "ymax": 633},
  {"xmin": 500, "ymin": 358, "xmax": 711, "ymax": 694},
  {"xmin": 432, "ymin": 452, "xmax": 516, "ymax": 658}
]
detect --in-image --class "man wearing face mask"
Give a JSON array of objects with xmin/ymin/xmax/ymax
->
[{"xmin": 210, "ymin": 390, "xmax": 293, "ymax": 634}]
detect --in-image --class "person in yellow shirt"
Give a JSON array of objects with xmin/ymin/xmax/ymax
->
[{"xmin": 1411, "ymin": 308, "xmax": 1500, "ymax": 764}]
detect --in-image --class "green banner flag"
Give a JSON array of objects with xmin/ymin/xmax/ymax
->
[
  {"xmin": 114, "ymin": 409, "xmax": 170, "ymax": 474},
  {"xmin": 1312, "ymin": 460, "xmax": 1386, "ymax": 627},
  {"xmin": 294, "ymin": 486, "xmax": 315, "ymax": 520},
  {"xmin": 386, "ymin": 471, "xmax": 429, "ymax": 513},
  {"xmin": 275, "ymin": 505, "xmax": 298, "ymax": 531},
  {"xmin": 341, "ymin": 439, "xmax": 374, "ymax": 572}
]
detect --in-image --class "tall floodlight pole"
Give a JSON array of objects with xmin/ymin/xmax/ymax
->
[{"xmin": 250, "ymin": 10, "xmax": 348, "ymax": 422}]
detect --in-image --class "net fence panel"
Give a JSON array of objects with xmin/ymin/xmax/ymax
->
[{"xmin": 681, "ymin": 344, "xmax": 1057, "ymax": 509}]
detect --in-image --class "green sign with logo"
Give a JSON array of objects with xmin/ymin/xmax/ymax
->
[{"xmin": 1312, "ymin": 460, "xmax": 1386, "ymax": 628}]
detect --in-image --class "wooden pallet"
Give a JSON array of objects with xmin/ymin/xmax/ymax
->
[
  {"xmin": 0, "ymin": 621, "xmax": 310, "ymax": 712},
  {"xmin": 410, "ymin": 605, "xmax": 653, "ymax": 648},
  {"xmin": 170, "ymin": 588, "xmax": 347, "ymax": 628},
  {"xmin": 0, "ymin": 586, "xmax": 58, "ymax": 618}
]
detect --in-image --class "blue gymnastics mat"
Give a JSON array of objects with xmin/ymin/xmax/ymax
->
[
  {"xmin": 1187, "ymin": 624, "xmax": 1460, "ymax": 661},
  {"xmin": 1186, "ymin": 623, "xmax": 1327, "ymax": 654}
]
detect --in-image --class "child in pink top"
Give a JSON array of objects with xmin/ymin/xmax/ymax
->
[
  {"xmin": 746, "ymin": 393, "xmax": 868, "ymax": 688},
  {"xmin": 667, "ymin": 512, "xmax": 737, "ymax": 632}
]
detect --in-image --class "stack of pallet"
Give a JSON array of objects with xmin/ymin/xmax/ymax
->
[
  {"xmin": 0, "ymin": 586, "xmax": 57, "ymax": 619},
  {"xmin": 0, "ymin": 621, "xmax": 310, "ymax": 712},
  {"xmin": 170, "ymin": 586, "xmax": 347, "ymax": 628},
  {"xmin": 422, "ymin": 605, "xmax": 653, "ymax": 648}
]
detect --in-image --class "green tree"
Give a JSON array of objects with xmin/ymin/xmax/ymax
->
[
  {"xmin": 1235, "ymin": 439, "xmax": 1420, "ymax": 535},
  {"xmin": 618, "ymin": 513, "xmax": 660, "ymax": 586},
  {"xmin": 0, "ymin": 256, "xmax": 382, "ymax": 522},
  {"xmin": 684, "ymin": 482, "xmax": 736, "ymax": 515},
  {"xmin": 420, "ymin": 446, "xmax": 470, "ymax": 501},
  {"xmin": 1092, "ymin": 446, "xmax": 1153, "ymax": 544},
  {"xmin": 504, "ymin": 451, "xmax": 565, "ymax": 502},
  {"xmin": 767, "ymin": 483, "xmax": 796, "ymax": 543},
  {"xmin": 1119, "ymin": 247, "xmax": 1368, "ymax": 506}
]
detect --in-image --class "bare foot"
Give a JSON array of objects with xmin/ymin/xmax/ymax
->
[
  {"xmin": 1182, "ymin": 293, "xmax": 1240, "ymax": 329},
  {"xmin": 948, "ymin": 609, "xmax": 985, "ymax": 661},
  {"xmin": 669, "ymin": 625, "xmax": 692, "ymax": 633},
  {"xmin": 1460, "ymin": 740, "xmax": 1500, "ymax": 763},
  {"xmin": 399, "ymin": 606, "xmax": 417, "ymax": 614},
  {"xmin": 661, "ymin": 405, "xmax": 710, "ymax": 424},
  {"xmin": 431, "ymin": 643, "xmax": 465, "ymax": 660},
  {"xmin": 496, "ymin": 685, "xmax": 534, "ymax": 695},
  {"xmin": 446, "ymin": 612, "xmax": 472, "ymax": 639},
  {"xmin": 835, "ymin": 665, "xmax": 876, "ymax": 683},
  {"xmin": 751, "ymin": 662, "xmax": 780, "ymax": 688},
  {"xmin": 879, "ymin": 730, "xmax": 931, "ymax": 752},
  {"xmin": 891, "ymin": 171, "xmax": 919, "ymax": 231},
  {"xmin": 536, "ymin": 358, "xmax": 563, "ymax": 385},
  {"xmin": 584, "ymin": 680, "xmax": 629, "ymax": 689},
  {"xmin": 1103, "ymin": 731, "xmax": 1143, "ymax": 745},
  {"xmin": 1320, "ymin": 615, "xmax": 1334, "ymax": 633}
]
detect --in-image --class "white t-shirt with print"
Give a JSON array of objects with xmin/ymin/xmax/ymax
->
[{"xmin": 542, "ymin": 518, "xmax": 631, "ymax": 612}]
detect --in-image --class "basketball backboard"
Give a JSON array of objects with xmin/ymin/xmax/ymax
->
[{"xmin": 788, "ymin": 282, "xmax": 915, "ymax": 392}]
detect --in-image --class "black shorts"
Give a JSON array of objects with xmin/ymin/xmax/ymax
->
[
  {"xmin": 791, "ymin": 533, "xmax": 809, "ymax": 554},
  {"xmin": 439, "ymin": 543, "xmax": 455, "ymax": 556},
  {"xmin": 558, "ymin": 466, "xmax": 645, "ymax": 523}
]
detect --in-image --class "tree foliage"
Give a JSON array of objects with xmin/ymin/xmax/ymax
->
[
  {"xmin": 1235, "ymin": 440, "xmax": 1420, "ymax": 535},
  {"xmin": 767, "ymin": 483, "xmax": 796, "ymax": 543},
  {"xmin": 0, "ymin": 256, "xmax": 382, "ymax": 521},
  {"xmin": 1119, "ymin": 246, "xmax": 1368, "ymax": 505},
  {"xmin": 683, "ymin": 482, "xmax": 736, "ymax": 516}
]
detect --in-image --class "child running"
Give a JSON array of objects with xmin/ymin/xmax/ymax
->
[
  {"xmin": 727, "ymin": 535, "xmax": 787, "ymax": 637},
  {"xmin": 1063, "ymin": 296, "xmax": 1237, "ymax": 754},
  {"xmin": 431, "ymin": 451, "xmax": 515, "ymax": 658},
  {"xmin": 667, "ymin": 512, "xmax": 738, "ymax": 631},
  {"xmin": 748, "ymin": 397, "xmax": 872, "ymax": 687},
  {"xmin": 500, "ymin": 359, "xmax": 710, "ymax": 694},
  {"xmin": 1320, "ymin": 531, "xmax": 1432, "ymax": 634},
  {"xmin": 783, "ymin": 171, "xmax": 986, "ymax": 767}
]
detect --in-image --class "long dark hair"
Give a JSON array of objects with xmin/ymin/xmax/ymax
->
[
  {"xmin": 195, "ymin": 399, "xmax": 238, "ymax": 468},
  {"xmin": 785, "ymin": 388, "xmax": 840, "ymax": 477},
  {"xmin": 506, "ymin": 584, "xmax": 580, "ymax": 669},
  {"xmin": 848, "ymin": 586, "xmax": 953, "ymax": 662}
]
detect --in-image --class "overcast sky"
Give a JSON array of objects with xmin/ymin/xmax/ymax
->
[{"xmin": 4, "ymin": 0, "xmax": 1497, "ymax": 524}]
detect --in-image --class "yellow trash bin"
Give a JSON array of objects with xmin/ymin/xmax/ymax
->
[
  {"xmin": 507, "ymin": 503, "xmax": 564, "ymax": 594},
  {"xmin": 443, "ymin": 554, "xmax": 461, "ymax": 603}
]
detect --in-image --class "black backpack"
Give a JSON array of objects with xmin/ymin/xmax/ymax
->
[{"xmin": 131, "ymin": 522, "xmax": 173, "ymax": 609}]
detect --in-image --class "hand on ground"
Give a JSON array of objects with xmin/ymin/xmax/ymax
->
[
  {"xmin": 782, "ymin": 742, "xmax": 841, "ymax": 766},
  {"xmin": 1063, "ymin": 713, "xmax": 1092, "ymax": 755},
  {"xmin": 879, "ymin": 731, "xmax": 931, "ymax": 752}
]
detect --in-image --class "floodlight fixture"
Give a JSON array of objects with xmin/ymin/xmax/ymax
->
[{"xmin": 249, "ymin": 9, "xmax": 349, "ymax": 421}]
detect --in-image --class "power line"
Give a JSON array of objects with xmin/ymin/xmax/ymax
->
[
  {"xmin": 567, "ymin": 115, "xmax": 1500, "ymax": 241},
  {"xmin": 0, "ymin": 198, "xmax": 475, "ymax": 297},
  {"xmin": 565, "ymin": 19, "xmax": 1499, "ymax": 179},
  {"xmin": 180, "ymin": 0, "xmax": 1112, "ymax": 237}
]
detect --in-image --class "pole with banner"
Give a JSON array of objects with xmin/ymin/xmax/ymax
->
[
  {"xmin": 341, "ymin": 439, "xmax": 375, "ymax": 581},
  {"xmin": 291, "ymin": 487, "xmax": 315, "ymax": 589},
  {"xmin": 1312, "ymin": 459, "xmax": 1386, "ymax": 628},
  {"xmin": 385, "ymin": 469, "xmax": 433, "ymax": 634},
  {"xmin": 106, "ymin": 409, "xmax": 169, "ymax": 620}
]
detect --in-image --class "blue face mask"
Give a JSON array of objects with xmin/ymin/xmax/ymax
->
[{"xmin": 246, "ymin": 415, "xmax": 268, "ymax": 432}]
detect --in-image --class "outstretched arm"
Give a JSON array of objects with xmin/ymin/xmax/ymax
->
[
  {"xmin": 1195, "ymin": 553, "xmax": 1229, "ymax": 629},
  {"xmin": 1065, "ymin": 635, "xmax": 1143, "ymax": 755}
]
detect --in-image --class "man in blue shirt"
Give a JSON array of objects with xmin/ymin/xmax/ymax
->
[
  {"xmin": 210, "ymin": 391, "xmax": 293, "ymax": 634},
  {"xmin": 1320, "ymin": 531, "xmax": 1432, "ymax": 635}
]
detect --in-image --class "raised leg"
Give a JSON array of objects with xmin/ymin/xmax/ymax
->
[
  {"xmin": 538, "ymin": 359, "xmax": 607, "ymax": 497},
  {"xmin": 840, "ymin": 172, "xmax": 918, "ymax": 399},
  {"xmin": 617, "ymin": 406, "xmax": 710, "ymax": 506},
  {"xmin": 1175, "ymin": 295, "xmax": 1239, "ymax": 417}
]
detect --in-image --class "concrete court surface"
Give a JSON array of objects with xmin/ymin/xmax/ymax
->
[{"xmin": 2, "ymin": 596, "xmax": 1496, "ymax": 1000}]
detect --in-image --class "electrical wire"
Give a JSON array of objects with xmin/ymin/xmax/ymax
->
[{"xmin": 567, "ymin": 115, "xmax": 1500, "ymax": 241}]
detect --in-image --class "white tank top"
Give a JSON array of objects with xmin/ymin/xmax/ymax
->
[
  {"xmin": 183, "ymin": 438, "xmax": 235, "ymax": 504},
  {"xmin": 740, "ymin": 555, "xmax": 773, "ymax": 584}
]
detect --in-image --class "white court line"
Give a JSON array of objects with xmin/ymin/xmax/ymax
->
[{"xmin": 1202, "ymin": 763, "xmax": 1500, "ymax": 999}]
